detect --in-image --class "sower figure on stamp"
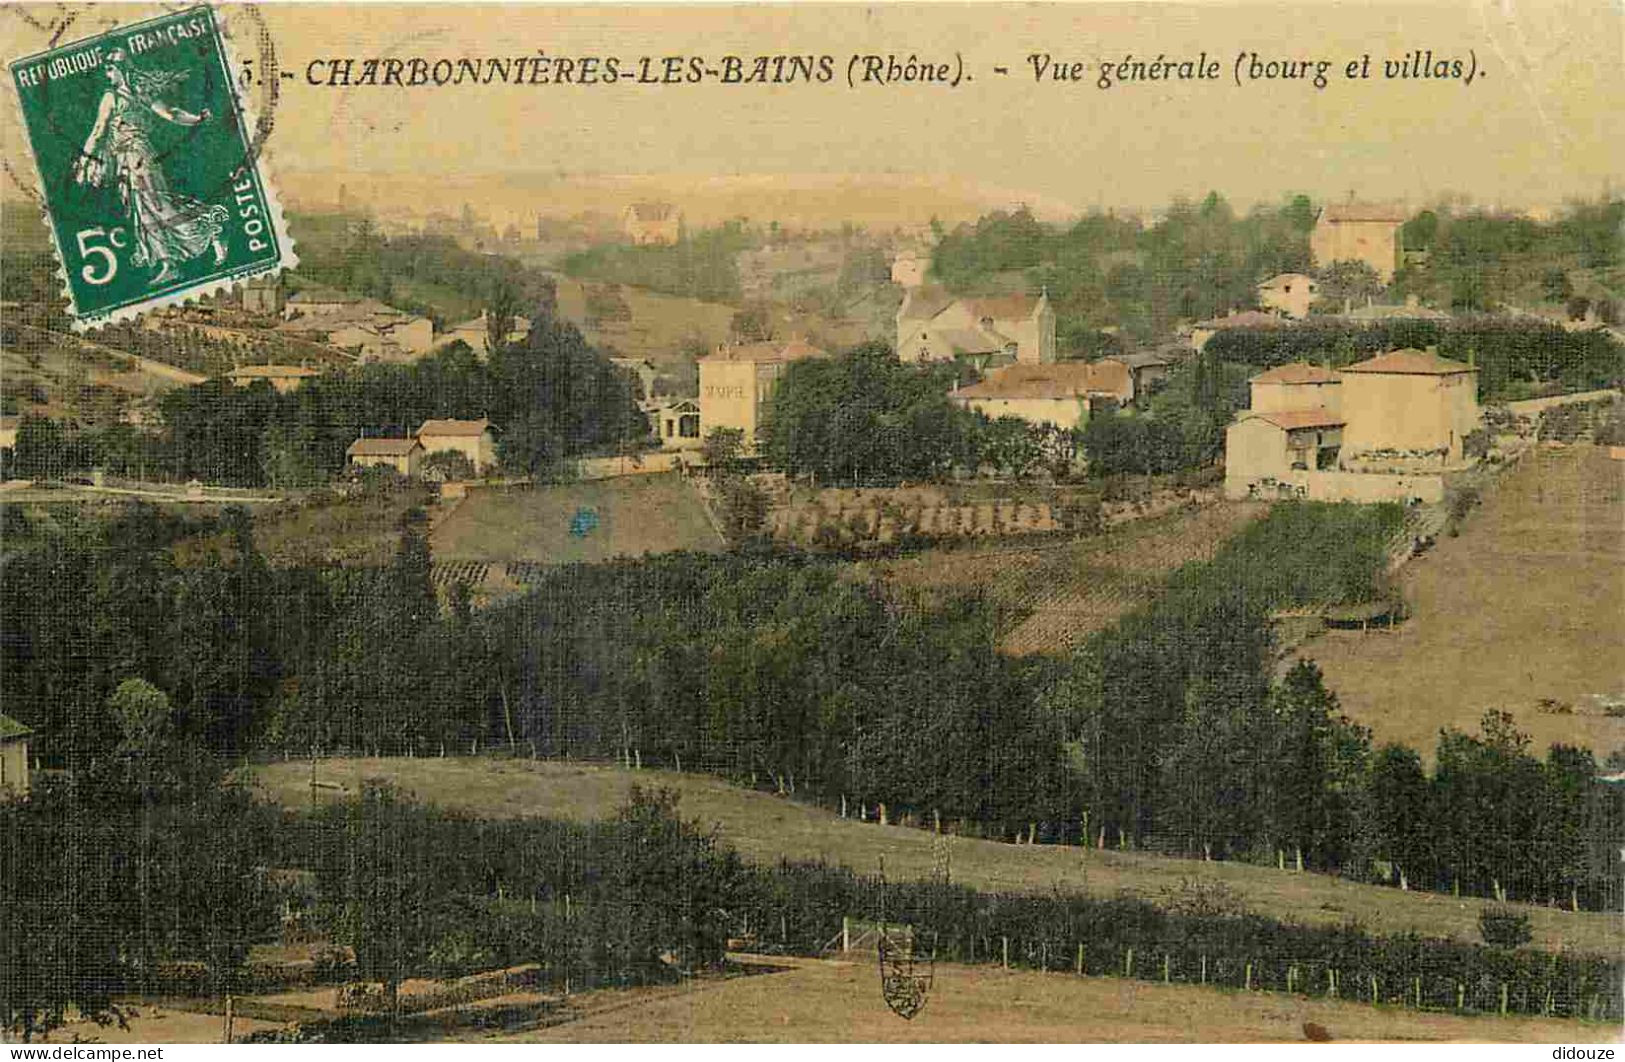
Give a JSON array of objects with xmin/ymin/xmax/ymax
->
[{"xmin": 71, "ymin": 47, "xmax": 229, "ymax": 285}]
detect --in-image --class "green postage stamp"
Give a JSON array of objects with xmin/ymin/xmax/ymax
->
[{"xmin": 8, "ymin": 6, "xmax": 294, "ymax": 329}]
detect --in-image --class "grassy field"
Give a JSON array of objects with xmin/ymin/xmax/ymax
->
[
  {"xmin": 867, "ymin": 501, "xmax": 1266, "ymax": 656},
  {"xmin": 430, "ymin": 474, "xmax": 722, "ymax": 566},
  {"xmin": 1302, "ymin": 444, "xmax": 1624, "ymax": 761},
  {"xmin": 246, "ymin": 758, "xmax": 1620, "ymax": 956},
  {"xmin": 487, "ymin": 953, "xmax": 1602, "ymax": 1043}
]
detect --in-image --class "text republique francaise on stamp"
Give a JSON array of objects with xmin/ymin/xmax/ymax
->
[{"xmin": 9, "ymin": 5, "xmax": 294, "ymax": 330}]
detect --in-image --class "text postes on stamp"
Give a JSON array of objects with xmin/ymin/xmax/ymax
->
[{"xmin": 8, "ymin": 5, "xmax": 295, "ymax": 330}]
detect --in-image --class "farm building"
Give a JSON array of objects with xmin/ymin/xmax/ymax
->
[
  {"xmin": 896, "ymin": 290, "xmax": 1056, "ymax": 367},
  {"xmin": 1, "ymin": 714, "xmax": 32, "ymax": 798},
  {"xmin": 950, "ymin": 360, "xmax": 1132, "ymax": 430},
  {"xmin": 699, "ymin": 338, "xmax": 827, "ymax": 456},
  {"xmin": 417, "ymin": 418, "xmax": 498, "ymax": 475},
  {"xmin": 346, "ymin": 436, "xmax": 424, "ymax": 477}
]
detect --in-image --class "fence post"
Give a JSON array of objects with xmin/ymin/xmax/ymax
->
[
  {"xmin": 1127, "ymin": 947, "xmax": 1135, "ymax": 978},
  {"xmin": 842, "ymin": 916, "xmax": 849, "ymax": 953},
  {"xmin": 1456, "ymin": 981, "xmax": 1465, "ymax": 1011},
  {"xmin": 1245, "ymin": 962, "xmax": 1252, "ymax": 991},
  {"xmin": 1002, "ymin": 937, "xmax": 1009, "ymax": 970},
  {"xmin": 1163, "ymin": 954, "xmax": 1170, "ymax": 984},
  {"xmin": 1500, "ymin": 983, "xmax": 1508, "ymax": 1016},
  {"xmin": 1076, "ymin": 943, "xmax": 1084, "ymax": 976},
  {"xmin": 1201, "ymin": 955, "xmax": 1207, "ymax": 985}
]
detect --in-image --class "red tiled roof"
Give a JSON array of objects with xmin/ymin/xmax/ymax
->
[
  {"xmin": 416, "ymin": 418, "xmax": 493, "ymax": 437},
  {"xmin": 1251, "ymin": 363, "xmax": 1341, "ymax": 385},
  {"xmin": 1342, "ymin": 349, "xmax": 1476, "ymax": 375},
  {"xmin": 953, "ymin": 360, "xmax": 1131, "ymax": 401},
  {"xmin": 1246, "ymin": 409, "xmax": 1345, "ymax": 431},
  {"xmin": 347, "ymin": 437, "xmax": 421, "ymax": 457}
]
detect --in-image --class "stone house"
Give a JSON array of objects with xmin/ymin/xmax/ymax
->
[
  {"xmin": 896, "ymin": 290, "xmax": 1056, "ymax": 366},
  {"xmin": 1311, "ymin": 203, "xmax": 1407, "ymax": 283},
  {"xmin": 949, "ymin": 360, "xmax": 1132, "ymax": 431}
]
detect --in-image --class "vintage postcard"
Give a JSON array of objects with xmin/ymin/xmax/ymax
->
[{"xmin": 1, "ymin": 0, "xmax": 1621, "ymax": 1050}]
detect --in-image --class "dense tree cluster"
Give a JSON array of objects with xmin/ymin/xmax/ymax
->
[
  {"xmin": 932, "ymin": 195, "xmax": 1315, "ymax": 346},
  {"xmin": 5, "ymin": 318, "xmax": 646, "ymax": 487},
  {"xmin": 758, "ymin": 344, "xmax": 1087, "ymax": 484},
  {"xmin": 563, "ymin": 221, "xmax": 752, "ymax": 303},
  {"xmin": 1201, "ymin": 317, "xmax": 1624, "ymax": 400},
  {"xmin": 1395, "ymin": 202, "xmax": 1625, "ymax": 313},
  {"xmin": 289, "ymin": 216, "xmax": 555, "ymax": 328}
]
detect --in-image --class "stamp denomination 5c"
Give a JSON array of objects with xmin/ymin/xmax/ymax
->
[{"xmin": 8, "ymin": 5, "xmax": 295, "ymax": 330}]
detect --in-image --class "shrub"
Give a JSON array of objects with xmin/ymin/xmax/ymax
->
[{"xmin": 1478, "ymin": 905, "xmax": 1532, "ymax": 949}]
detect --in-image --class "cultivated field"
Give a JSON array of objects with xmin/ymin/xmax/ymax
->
[
  {"xmin": 246, "ymin": 758, "xmax": 1620, "ymax": 956},
  {"xmin": 868, "ymin": 501, "xmax": 1267, "ymax": 656},
  {"xmin": 430, "ymin": 474, "xmax": 723, "ymax": 566},
  {"xmin": 1302, "ymin": 444, "xmax": 1625, "ymax": 760},
  {"xmin": 489, "ymin": 954, "xmax": 1605, "ymax": 1044}
]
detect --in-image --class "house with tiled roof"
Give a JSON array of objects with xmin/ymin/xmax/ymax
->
[
  {"xmin": 1338, "ymin": 349, "xmax": 1479, "ymax": 461},
  {"xmin": 1250, "ymin": 362, "xmax": 1343, "ymax": 416},
  {"xmin": 1224, "ymin": 346, "xmax": 1481, "ymax": 501},
  {"xmin": 896, "ymin": 289, "xmax": 1055, "ymax": 367},
  {"xmin": 416, "ymin": 418, "xmax": 497, "ymax": 475},
  {"xmin": 346, "ymin": 436, "xmax": 424, "ymax": 477},
  {"xmin": 1257, "ymin": 273, "xmax": 1319, "ymax": 319},
  {"xmin": 950, "ymin": 361, "xmax": 1131, "ymax": 431}
]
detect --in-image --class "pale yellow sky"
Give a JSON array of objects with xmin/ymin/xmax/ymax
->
[{"xmin": 3, "ymin": 1, "xmax": 1620, "ymax": 224}]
